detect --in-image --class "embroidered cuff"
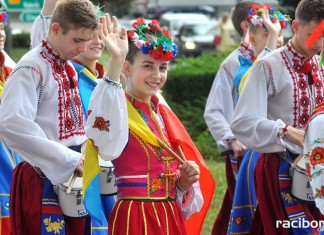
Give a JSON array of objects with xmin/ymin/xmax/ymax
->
[
  {"xmin": 278, "ymin": 124, "xmax": 289, "ymax": 138},
  {"xmin": 103, "ymin": 76, "xmax": 122, "ymax": 89}
]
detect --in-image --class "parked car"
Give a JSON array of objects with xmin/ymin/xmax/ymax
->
[
  {"xmin": 146, "ymin": 5, "xmax": 216, "ymax": 19},
  {"xmin": 159, "ymin": 13, "xmax": 212, "ymax": 39},
  {"xmin": 175, "ymin": 22, "xmax": 219, "ymax": 57}
]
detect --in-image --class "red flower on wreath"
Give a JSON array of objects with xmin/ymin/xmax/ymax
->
[
  {"xmin": 132, "ymin": 18, "xmax": 145, "ymax": 28},
  {"xmin": 310, "ymin": 147, "xmax": 324, "ymax": 165},
  {"xmin": 92, "ymin": 117, "xmax": 110, "ymax": 132},
  {"xmin": 128, "ymin": 30, "xmax": 135, "ymax": 40},
  {"xmin": 0, "ymin": 11, "xmax": 8, "ymax": 22},
  {"xmin": 0, "ymin": 13, "xmax": 5, "ymax": 22},
  {"xmin": 162, "ymin": 29, "xmax": 171, "ymax": 38}
]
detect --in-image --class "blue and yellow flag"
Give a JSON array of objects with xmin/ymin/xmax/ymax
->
[
  {"xmin": 82, "ymin": 140, "xmax": 102, "ymax": 223},
  {"xmin": 75, "ymin": 63, "xmax": 103, "ymax": 223}
]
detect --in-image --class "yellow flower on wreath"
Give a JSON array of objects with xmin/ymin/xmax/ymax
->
[{"xmin": 310, "ymin": 147, "xmax": 324, "ymax": 165}]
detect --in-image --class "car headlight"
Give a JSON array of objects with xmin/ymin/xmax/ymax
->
[{"xmin": 184, "ymin": 41, "xmax": 196, "ymax": 50}]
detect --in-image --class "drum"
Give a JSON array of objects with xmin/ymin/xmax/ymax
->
[
  {"xmin": 98, "ymin": 157, "xmax": 117, "ymax": 195},
  {"xmin": 54, "ymin": 175, "xmax": 88, "ymax": 218},
  {"xmin": 290, "ymin": 156, "xmax": 314, "ymax": 202}
]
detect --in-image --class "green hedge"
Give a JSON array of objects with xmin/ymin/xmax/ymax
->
[
  {"xmin": 163, "ymin": 54, "xmax": 222, "ymax": 103},
  {"xmin": 12, "ymin": 33, "xmax": 30, "ymax": 48}
]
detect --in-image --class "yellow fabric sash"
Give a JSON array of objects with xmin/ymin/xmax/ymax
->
[{"xmin": 126, "ymin": 99, "xmax": 160, "ymax": 147}]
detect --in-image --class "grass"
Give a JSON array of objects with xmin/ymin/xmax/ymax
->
[{"xmin": 11, "ymin": 47, "xmax": 227, "ymax": 235}]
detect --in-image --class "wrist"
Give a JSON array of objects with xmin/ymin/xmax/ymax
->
[
  {"xmin": 226, "ymin": 138, "xmax": 236, "ymax": 144},
  {"xmin": 103, "ymin": 76, "xmax": 122, "ymax": 88},
  {"xmin": 177, "ymin": 178, "xmax": 190, "ymax": 194},
  {"xmin": 278, "ymin": 124, "xmax": 290, "ymax": 138}
]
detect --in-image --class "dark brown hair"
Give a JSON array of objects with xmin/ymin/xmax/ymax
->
[
  {"xmin": 51, "ymin": 0, "xmax": 98, "ymax": 34},
  {"xmin": 295, "ymin": 0, "xmax": 324, "ymax": 25},
  {"xmin": 231, "ymin": 0, "xmax": 254, "ymax": 37}
]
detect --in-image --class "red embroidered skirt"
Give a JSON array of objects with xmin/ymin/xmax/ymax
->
[
  {"xmin": 10, "ymin": 162, "xmax": 85, "ymax": 235},
  {"xmin": 108, "ymin": 199, "xmax": 187, "ymax": 235}
]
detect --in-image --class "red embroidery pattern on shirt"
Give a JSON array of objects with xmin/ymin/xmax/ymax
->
[
  {"xmin": 40, "ymin": 40, "xmax": 85, "ymax": 140},
  {"xmin": 238, "ymin": 43, "xmax": 255, "ymax": 61},
  {"xmin": 281, "ymin": 42, "xmax": 324, "ymax": 128}
]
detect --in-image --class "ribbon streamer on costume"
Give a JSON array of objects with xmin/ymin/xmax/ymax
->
[
  {"xmin": 306, "ymin": 20, "xmax": 323, "ymax": 49},
  {"xmin": 306, "ymin": 20, "xmax": 324, "ymax": 65},
  {"xmin": 305, "ymin": 20, "xmax": 323, "ymax": 65}
]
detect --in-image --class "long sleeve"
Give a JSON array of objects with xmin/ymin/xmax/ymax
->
[
  {"xmin": 304, "ymin": 113, "xmax": 324, "ymax": 215},
  {"xmin": 176, "ymin": 181, "xmax": 204, "ymax": 220},
  {"xmin": 204, "ymin": 52, "xmax": 239, "ymax": 151},
  {"xmin": 85, "ymin": 78, "xmax": 128, "ymax": 161},
  {"xmin": 0, "ymin": 59, "xmax": 83, "ymax": 185},
  {"xmin": 232, "ymin": 44, "xmax": 324, "ymax": 154},
  {"xmin": 231, "ymin": 60, "xmax": 287, "ymax": 153},
  {"xmin": 30, "ymin": 15, "xmax": 51, "ymax": 49}
]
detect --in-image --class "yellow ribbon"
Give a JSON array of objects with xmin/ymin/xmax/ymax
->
[{"xmin": 126, "ymin": 100, "xmax": 160, "ymax": 147}]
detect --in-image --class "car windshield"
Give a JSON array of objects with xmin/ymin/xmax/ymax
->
[{"xmin": 182, "ymin": 24, "xmax": 215, "ymax": 36}]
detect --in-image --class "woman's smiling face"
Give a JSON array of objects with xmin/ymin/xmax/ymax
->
[{"xmin": 124, "ymin": 53, "xmax": 169, "ymax": 103}]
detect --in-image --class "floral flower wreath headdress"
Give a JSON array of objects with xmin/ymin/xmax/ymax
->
[
  {"xmin": 127, "ymin": 18, "xmax": 178, "ymax": 62},
  {"xmin": 0, "ymin": 8, "xmax": 8, "ymax": 23},
  {"xmin": 247, "ymin": 4, "xmax": 290, "ymax": 30}
]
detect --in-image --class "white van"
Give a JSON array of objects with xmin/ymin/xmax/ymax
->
[{"xmin": 159, "ymin": 13, "xmax": 212, "ymax": 38}]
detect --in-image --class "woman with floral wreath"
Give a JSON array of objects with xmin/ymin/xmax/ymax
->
[{"xmin": 85, "ymin": 17, "xmax": 215, "ymax": 235}]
